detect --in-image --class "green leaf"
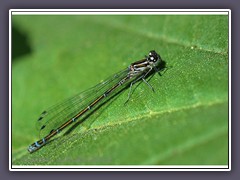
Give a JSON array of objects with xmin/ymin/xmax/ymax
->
[{"xmin": 12, "ymin": 15, "xmax": 228, "ymax": 165}]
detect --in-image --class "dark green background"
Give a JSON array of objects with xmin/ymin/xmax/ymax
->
[{"xmin": 12, "ymin": 15, "xmax": 229, "ymax": 165}]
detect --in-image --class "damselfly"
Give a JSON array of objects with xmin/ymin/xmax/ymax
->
[{"xmin": 28, "ymin": 50, "xmax": 165, "ymax": 153}]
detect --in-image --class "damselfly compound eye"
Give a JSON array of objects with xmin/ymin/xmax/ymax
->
[{"xmin": 147, "ymin": 50, "xmax": 161, "ymax": 66}]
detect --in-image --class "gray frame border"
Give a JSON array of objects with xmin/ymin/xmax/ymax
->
[{"xmin": 0, "ymin": 0, "xmax": 239, "ymax": 179}]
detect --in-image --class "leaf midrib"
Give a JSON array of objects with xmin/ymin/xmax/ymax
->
[{"xmin": 74, "ymin": 99, "xmax": 227, "ymax": 134}]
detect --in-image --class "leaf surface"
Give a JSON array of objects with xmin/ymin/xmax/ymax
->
[{"xmin": 12, "ymin": 15, "xmax": 228, "ymax": 165}]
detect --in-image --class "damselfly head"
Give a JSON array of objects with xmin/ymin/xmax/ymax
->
[{"xmin": 147, "ymin": 50, "xmax": 161, "ymax": 66}]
